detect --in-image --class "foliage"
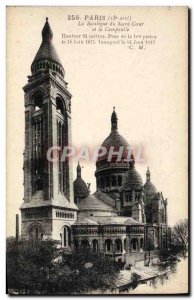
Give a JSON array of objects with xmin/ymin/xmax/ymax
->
[
  {"xmin": 6, "ymin": 238, "xmax": 119, "ymax": 295},
  {"xmin": 59, "ymin": 248, "xmax": 120, "ymax": 294},
  {"xmin": 171, "ymin": 219, "xmax": 188, "ymax": 258}
]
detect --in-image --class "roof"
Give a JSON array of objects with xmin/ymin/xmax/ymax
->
[
  {"xmin": 144, "ymin": 180, "xmax": 157, "ymax": 194},
  {"xmin": 32, "ymin": 41, "xmax": 62, "ymax": 65},
  {"xmin": 93, "ymin": 190, "xmax": 116, "ymax": 208},
  {"xmin": 73, "ymin": 177, "xmax": 88, "ymax": 199},
  {"xmin": 90, "ymin": 216, "xmax": 140, "ymax": 225},
  {"xmin": 101, "ymin": 130, "xmax": 129, "ymax": 148},
  {"xmin": 77, "ymin": 193, "xmax": 115, "ymax": 212},
  {"xmin": 115, "ymin": 270, "xmax": 133, "ymax": 288},
  {"xmin": 122, "ymin": 166, "xmax": 143, "ymax": 190},
  {"xmin": 20, "ymin": 190, "xmax": 78, "ymax": 210},
  {"xmin": 31, "ymin": 18, "xmax": 62, "ymax": 67},
  {"xmin": 97, "ymin": 109, "xmax": 129, "ymax": 163},
  {"xmin": 75, "ymin": 216, "xmax": 140, "ymax": 226},
  {"xmin": 74, "ymin": 218, "xmax": 99, "ymax": 225}
]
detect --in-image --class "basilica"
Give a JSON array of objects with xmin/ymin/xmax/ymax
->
[{"xmin": 20, "ymin": 18, "xmax": 168, "ymax": 266}]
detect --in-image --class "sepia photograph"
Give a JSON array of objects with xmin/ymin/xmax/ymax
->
[{"xmin": 6, "ymin": 6, "xmax": 188, "ymax": 295}]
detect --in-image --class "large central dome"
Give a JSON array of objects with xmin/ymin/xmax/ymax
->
[
  {"xmin": 95, "ymin": 108, "xmax": 130, "ymax": 196},
  {"xmin": 102, "ymin": 107, "xmax": 129, "ymax": 148},
  {"xmin": 97, "ymin": 107, "xmax": 129, "ymax": 163},
  {"xmin": 101, "ymin": 131, "xmax": 129, "ymax": 148}
]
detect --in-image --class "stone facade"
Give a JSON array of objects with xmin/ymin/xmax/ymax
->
[
  {"xmin": 20, "ymin": 18, "xmax": 77, "ymax": 242},
  {"xmin": 21, "ymin": 18, "xmax": 168, "ymax": 267}
]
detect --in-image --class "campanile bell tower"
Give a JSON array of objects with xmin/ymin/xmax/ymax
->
[{"xmin": 20, "ymin": 18, "xmax": 77, "ymax": 242}]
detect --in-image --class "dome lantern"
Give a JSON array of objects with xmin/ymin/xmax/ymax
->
[
  {"xmin": 111, "ymin": 106, "xmax": 118, "ymax": 132},
  {"xmin": 77, "ymin": 161, "xmax": 81, "ymax": 178},
  {"xmin": 146, "ymin": 167, "xmax": 150, "ymax": 181}
]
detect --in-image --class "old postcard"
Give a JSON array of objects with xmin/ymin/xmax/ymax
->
[{"xmin": 6, "ymin": 6, "xmax": 188, "ymax": 295}]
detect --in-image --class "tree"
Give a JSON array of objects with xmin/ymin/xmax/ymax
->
[
  {"xmin": 171, "ymin": 219, "xmax": 188, "ymax": 257},
  {"xmin": 6, "ymin": 237, "xmax": 61, "ymax": 294},
  {"xmin": 59, "ymin": 248, "xmax": 120, "ymax": 294},
  {"xmin": 6, "ymin": 238, "xmax": 119, "ymax": 295}
]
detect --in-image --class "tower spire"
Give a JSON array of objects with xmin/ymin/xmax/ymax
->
[
  {"xmin": 146, "ymin": 167, "xmax": 150, "ymax": 181},
  {"xmin": 31, "ymin": 17, "xmax": 64, "ymax": 77},
  {"xmin": 77, "ymin": 161, "xmax": 81, "ymax": 178},
  {"xmin": 42, "ymin": 17, "xmax": 53, "ymax": 42},
  {"xmin": 111, "ymin": 106, "xmax": 118, "ymax": 132}
]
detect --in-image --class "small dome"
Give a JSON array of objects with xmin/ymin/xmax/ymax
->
[
  {"xmin": 144, "ymin": 167, "xmax": 157, "ymax": 194},
  {"xmin": 73, "ymin": 162, "xmax": 88, "ymax": 199},
  {"xmin": 73, "ymin": 178, "xmax": 88, "ymax": 199},
  {"xmin": 122, "ymin": 160, "xmax": 143, "ymax": 190},
  {"xmin": 144, "ymin": 181, "xmax": 157, "ymax": 194}
]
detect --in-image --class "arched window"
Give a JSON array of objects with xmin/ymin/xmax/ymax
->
[
  {"xmin": 101, "ymin": 178, "xmax": 105, "ymax": 189},
  {"xmin": 118, "ymin": 176, "xmax": 122, "ymax": 186},
  {"xmin": 106, "ymin": 177, "xmax": 110, "ymax": 188},
  {"xmin": 126, "ymin": 192, "xmax": 132, "ymax": 203},
  {"xmin": 81, "ymin": 239, "xmax": 90, "ymax": 250},
  {"xmin": 92, "ymin": 240, "xmax": 98, "ymax": 252},
  {"xmin": 105, "ymin": 239, "xmax": 113, "ymax": 253},
  {"xmin": 115, "ymin": 239, "xmax": 122, "ymax": 253},
  {"xmin": 63, "ymin": 226, "xmax": 71, "ymax": 248},
  {"xmin": 112, "ymin": 176, "xmax": 117, "ymax": 187},
  {"xmin": 33, "ymin": 91, "xmax": 43, "ymax": 111},
  {"xmin": 29, "ymin": 225, "xmax": 43, "ymax": 240},
  {"xmin": 35, "ymin": 227, "xmax": 39, "ymax": 239},
  {"xmin": 131, "ymin": 238, "xmax": 138, "ymax": 251},
  {"xmin": 56, "ymin": 97, "xmax": 64, "ymax": 115}
]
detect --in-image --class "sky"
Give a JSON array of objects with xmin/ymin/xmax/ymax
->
[{"xmin": 6, "ymin": 7, "xmax": 188, "ymax": 236}]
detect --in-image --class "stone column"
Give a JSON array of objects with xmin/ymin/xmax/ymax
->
[{"xmin": 126, "ymin": 232, "xmax": 131, "ymax": 253}]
